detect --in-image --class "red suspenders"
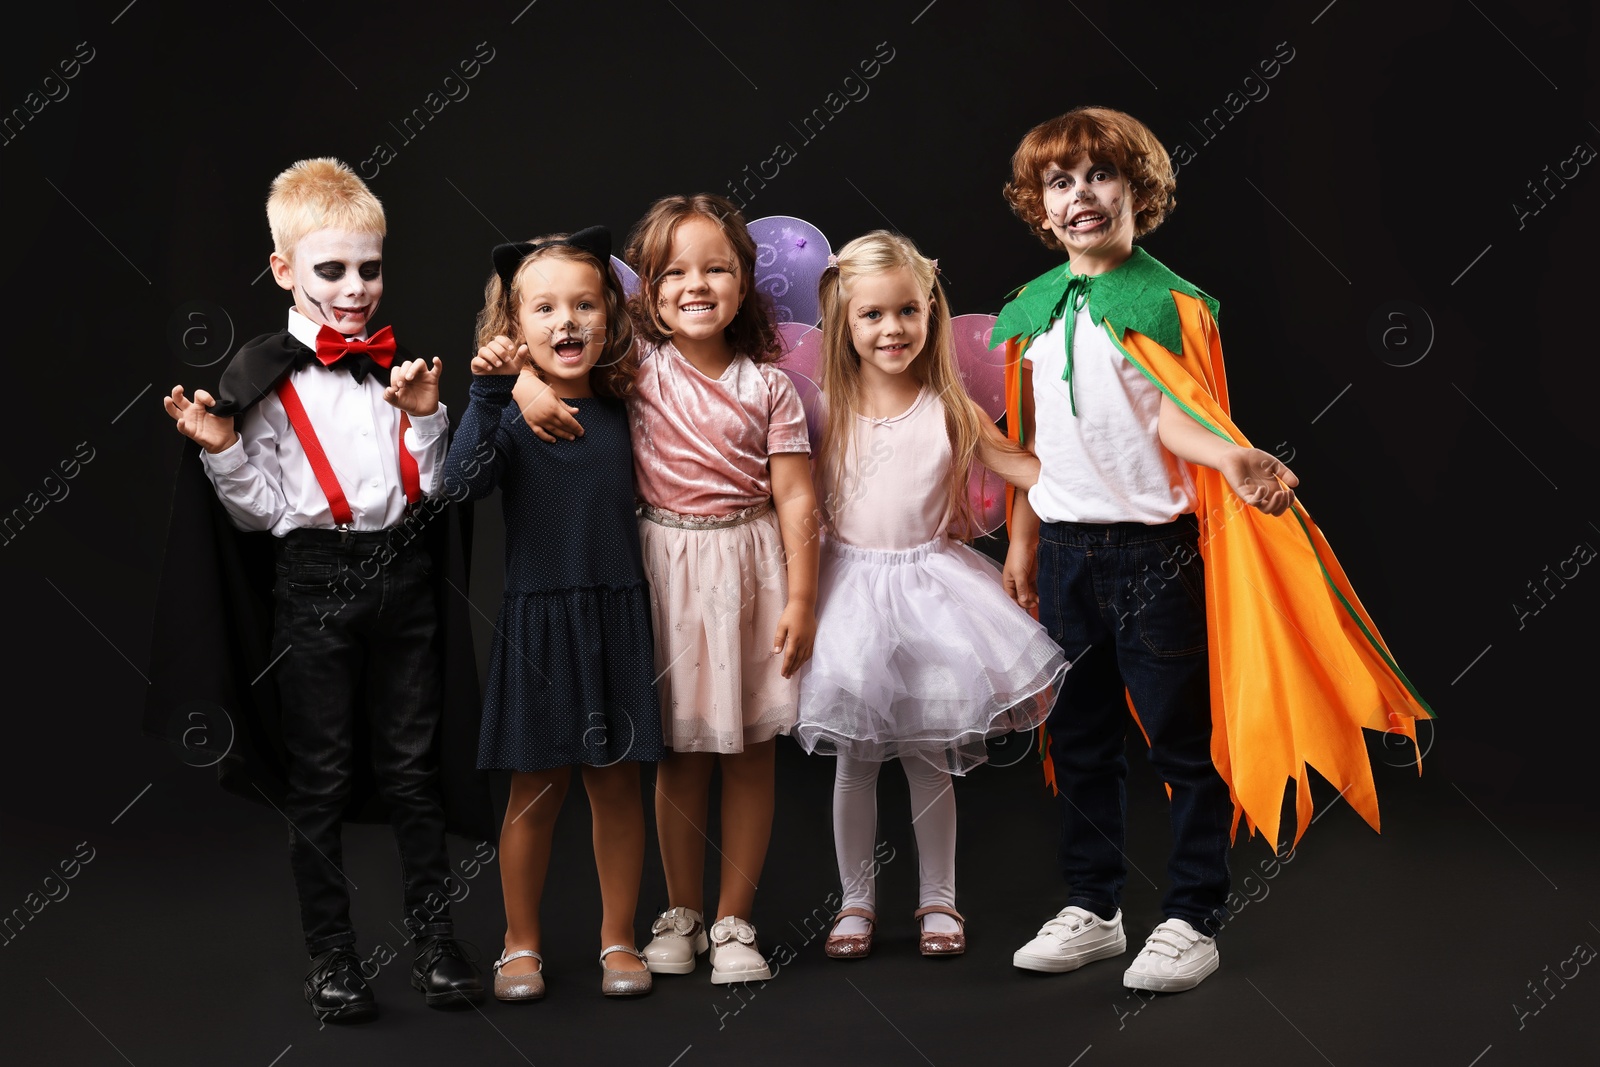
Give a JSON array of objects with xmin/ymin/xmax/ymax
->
[{"xmin": 278, "ymin": 377, "xmax": 422, "ymax": 527}]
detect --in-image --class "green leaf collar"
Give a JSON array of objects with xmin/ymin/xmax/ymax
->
[{"xmin": 990, "ymin": 247, "xmax": 1220, "ymax": 358}]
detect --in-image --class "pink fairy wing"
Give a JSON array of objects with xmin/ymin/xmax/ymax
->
[
  {"xmin": 950, "ymin": 313, "xmax": 1006, "ymax": 421},
  {"xmin": 966, "ymin": 462, "xmax": 1008, "ymax": 538},
  {"xmin": 950, "ymin": 314, "xmax": 1007, "ymax": 536},
  {"xmin": 775, "ymin": 321, "xmax": 826, "ymax": 445},
  {"xmin": 609, "ymin": 256, "xmax": 640, "ymax": 300},
  {"xmin": 747, "ymin": 216, "xmax": 832, "ymax": 327}
]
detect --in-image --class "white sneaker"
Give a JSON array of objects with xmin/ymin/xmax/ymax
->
[
  {"xmin": 642, "ymin": 906, "xmax": 708, "ymax": 975},
  {"xmin": 1123, "ymin": 918, "xmax": 1218, "ymax": 992},
  {"xmin": 707, "ymin": 916, "xmax": 772, "ymax": 985},
  {"xmin": 1013, "ymin": 906, "xmax": 1126, "ymax": 973}
]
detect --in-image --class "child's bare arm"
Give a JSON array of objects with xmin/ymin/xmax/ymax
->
[
  {"xmin": 976, "ymin": 418, "xmax": 1041, "ymax": 490},
  {"xmin": 769, "ymin": 452, "xmax": 819, "ymax": 678},
  {"xmin": 1003, "ymin": 489, "xmax": 1042, "ymax": 611},
  {"xmin": 1157, "ymin": 396, "xmax": 1298, "ymax": 516},
  {"xmin": 1001, "ymin": 360, "xmax": 1041, "ymax": 610}
]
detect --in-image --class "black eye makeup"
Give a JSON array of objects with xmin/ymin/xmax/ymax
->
[
  {"xmin": 313, "ymin": 262, "xmax": 346, "ymax": 281},
  {"xmin": 359, "ymin": 261, "xmax": 381, "ymax": 280}
]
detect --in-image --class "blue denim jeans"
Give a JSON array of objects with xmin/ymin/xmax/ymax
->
[{"xmin": 1036, "ymin": 513, "xmax": 1231, "ymax": 936}]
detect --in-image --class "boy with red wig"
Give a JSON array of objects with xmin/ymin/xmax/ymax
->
[{"xmin": 996, "ymin": 107, "xmax": 1429, "ymax": 992}]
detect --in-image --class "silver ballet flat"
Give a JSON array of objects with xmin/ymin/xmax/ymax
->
[
  {"xmin": 599, "ymin": 945, "xmax": 653, "ymax": 997},
  {"xmin": 492, "ymin": 949, "xmax": 545, "ymax": 1001}
]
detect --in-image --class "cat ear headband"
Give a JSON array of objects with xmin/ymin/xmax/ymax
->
[{"xmin": 492, "ymin": 225, "xmax": 612, "ymax": 287}]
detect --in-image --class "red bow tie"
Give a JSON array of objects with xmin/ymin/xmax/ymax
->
[{"xmin": 315, "ymin": 325, "xmax": 396, "ymax": 368}]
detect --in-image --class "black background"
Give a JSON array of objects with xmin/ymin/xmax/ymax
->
[{"xmin": 2, "ymin": 2, "xmax": 1596, "ymax": 1065}]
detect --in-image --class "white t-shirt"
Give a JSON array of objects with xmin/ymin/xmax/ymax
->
[{"xmin": 1023, "ymin": 306, "xmax": 1196, "ymax": 524}]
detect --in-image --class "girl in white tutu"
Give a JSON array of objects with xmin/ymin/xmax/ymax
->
[{"xmin": 796, "ymin": 231, "xmax": 1069, "ymax": 959}]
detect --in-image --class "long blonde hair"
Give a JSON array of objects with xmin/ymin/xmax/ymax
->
[{"xmin": 817, "ymin": 230, "xmax": 986, "ymax": 539}]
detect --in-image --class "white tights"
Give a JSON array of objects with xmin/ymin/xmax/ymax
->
[{"xmin": 832, "ymin": 753, "xmax": 960, "ymax": 935}]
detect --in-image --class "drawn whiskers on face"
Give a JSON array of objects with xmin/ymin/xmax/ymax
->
[{"xmin": 542, "ymin": 323, "xmax": 607, "ymax": 362}]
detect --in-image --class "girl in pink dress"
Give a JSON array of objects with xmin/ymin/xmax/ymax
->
[
  {"xmin": 522, "ymin": 194, "xmax": 819, "ymax": 985},
  {"xmin": 795, "ymin": 231, "xmax": 1067, "ymax": 960}
]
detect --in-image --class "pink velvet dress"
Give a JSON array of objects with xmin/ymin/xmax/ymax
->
[{"xmin": 631, "ymin": 342, "xmax": 811, "ymax": 752}]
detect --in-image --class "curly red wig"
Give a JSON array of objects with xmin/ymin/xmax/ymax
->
[{"xmin": 1003, "ymin": 107, "xmax": 1176, "ymax": 250}]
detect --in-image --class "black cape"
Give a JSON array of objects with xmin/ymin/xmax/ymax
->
[{"xmin": 143, "ymin": 330, "xmax": 494, "ymax": 840}]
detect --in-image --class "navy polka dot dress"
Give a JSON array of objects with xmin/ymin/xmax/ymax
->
[{"xmin": 444, "ymin": 375, "xmax": 663, "ymax": 771}]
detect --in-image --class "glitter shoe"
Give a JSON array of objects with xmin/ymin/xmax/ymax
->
[
  {"xmin": 599, "ymin": 945, "xmax": 653, "ymax": 997},
  {"xmin": 915, "ymin": 905, "xmax": 966, "ymax": 957},
  {"xmin": 491, "ymin": 949, "xmax": 545, "ymax": 1002},
  {"xmin": 824, "ymin": 907, "xmax": 876, "ymax": 960}
]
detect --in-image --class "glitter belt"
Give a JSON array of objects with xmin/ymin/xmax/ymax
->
[{"xmin": 640, "ymin": 500, "xmax": 772, "ymax": 530}]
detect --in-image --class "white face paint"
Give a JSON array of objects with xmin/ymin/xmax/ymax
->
[
  {"xmin": 1039, "ymin": 155, "xmax": 1139, "ymax": 271},
  {"xmin": 272, "ymin": 227, "xmax": 384, "ymax": 336}
]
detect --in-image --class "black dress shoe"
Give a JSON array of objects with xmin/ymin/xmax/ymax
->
[
  {"xmin": 304, "ymin": 947, "xmax": 378, "ymax": 1024},
  {"xmin": 411, "ymin": 935, "xmax": 485, "ymax": 1008}
]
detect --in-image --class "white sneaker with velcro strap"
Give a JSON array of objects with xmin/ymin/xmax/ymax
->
[
  {"xmin": 1012, "ymin": 906, "xmax": 1127, "ymax": 973},
  {"xmin": 1122, "ymin": 918, "xmax": 1219, "ymax": 992}
]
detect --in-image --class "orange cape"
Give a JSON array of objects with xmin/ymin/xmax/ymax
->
[{"xmin": 1003, "ymin": 282, "xmax": 1432, "ymax": 848}]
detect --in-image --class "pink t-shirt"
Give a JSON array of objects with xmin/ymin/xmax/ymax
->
[
  {"xmin": 820, "ymin": 387, "xmax": 951, "ymax": 551},
  {"xmin": 631, "ymin": 342, "xmax": 811, "ymax": 516}
]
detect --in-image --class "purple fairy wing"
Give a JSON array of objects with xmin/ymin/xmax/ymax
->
[
  {"xmin": 950, "ymin": 313, "xmax": 1006, "ymax": 421},
  {"xmin": 747, "ymin": 216, "xmax": 832, "ymax": 327},
  {"xmin": 609, "ymin": 256, "xmax": 640, "ymax": 299},
  {"xmin": 775, "ymin": 321, "xmax": 825, "ymax": 446}
]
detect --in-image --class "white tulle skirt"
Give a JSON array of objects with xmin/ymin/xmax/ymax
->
[{"xmin": 795, "ymin": 535, "xmax": 1068, "ymax": 774}]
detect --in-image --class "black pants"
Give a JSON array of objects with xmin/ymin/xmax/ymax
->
[
  {"xmin": 1036, "ymin": 514, "xmax": 1232, "ymax": 937},
  {"xmin": 272, "ymin": 528, "xmax": 453, "ymax": 955}
]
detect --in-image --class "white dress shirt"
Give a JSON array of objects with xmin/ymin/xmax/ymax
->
[{"xmin": 200, "ymin": 309, "xmax": 449, "ymax": 536}]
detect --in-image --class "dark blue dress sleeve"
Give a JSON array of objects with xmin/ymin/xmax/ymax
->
[{"xmin": 443, "ymin": 375, "xmax": 519, "ymax": 503}]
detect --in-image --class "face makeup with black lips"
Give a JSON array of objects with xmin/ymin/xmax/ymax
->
[{"xmin": 270, "ymin": 227, "xmax": 384, "ymax": 336}]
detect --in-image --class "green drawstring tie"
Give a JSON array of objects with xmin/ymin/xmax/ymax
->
[{"xmin": 1053, "ymin": 271, "xmax": 1093, "ymax": 416}]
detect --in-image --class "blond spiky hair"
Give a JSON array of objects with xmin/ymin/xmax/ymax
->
[{"xmin": 266, "ymin": 157, "xmax": 386, "ymax": 260}]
